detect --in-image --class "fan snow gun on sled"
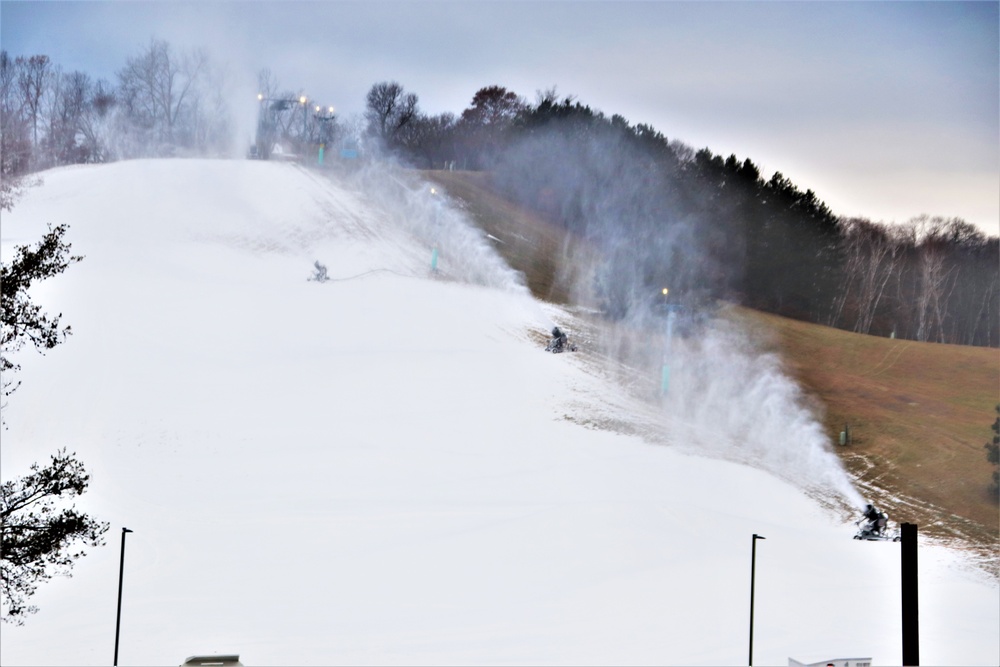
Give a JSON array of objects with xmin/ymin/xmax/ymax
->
[{"xmin": 544, "ymin": 327, "xmax": 577, "ymax": 353}]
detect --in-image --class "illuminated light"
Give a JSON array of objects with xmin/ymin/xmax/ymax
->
[
  {"xmin": 662, "ymin": 288, "xmax": 669, "ymax": 296},
  {"xmin": 257, "ymin": 93, "xmax": 263, "ymax": 100},
  {"xmin": 299, "ymin": 96, "xmax": 307, "ymax": 105}
]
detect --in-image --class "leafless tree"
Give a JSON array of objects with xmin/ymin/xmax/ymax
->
[
  {"xmin": 254, "ymin": 68, "xmax": 280, "ymax": 159},
  {"xmin": 935, "ymin": 219, "xmax": 997, "ymax": 346},
  {"xmin": 0, "ymin": 51, "xmax": 32, "ymax": 180},
  {"xmin": 44, "ymin": 69, "xmax": 88, "ymax": 166},
  {"xmin": 186, "ymin": 58, "xmax": 233, "ymax": 155},
  {"xmin": 77, "ymin": 78, "xmax": 116, "ymax": 163},
  {"xmin": 834, "ymin": 217, "xmax": 902, "ymax": 335},
  {"xmin": 364, "ymin": 81, "xmax": 418, "ymax": 152},
  {"xmin": 968, "ymin": 254, "xmax": 999, "ymax": 346},
  {"xmin": 829, "ymin": 218, "xmax": 864, "ymax": 328},
  {"xmin": 15, "ymin": 55, "xmax": 49, "ymax": 157},
  {"xmin": 117, "ymin": 39, "xmax": 207, "ymax": 152},
  {"xmin": 905, "ymin": 216, "xmax": 960, "ymax": 343},
  {"xmin": 399, "ymin": 112, "xmax": 457, "ymax": 168}
]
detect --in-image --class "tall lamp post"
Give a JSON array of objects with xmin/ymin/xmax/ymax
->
[
  {"xmin": 299, "ymin": 95, "xmax": 308, "ymax": 146},
  {"xmin": 113, "ymin": 527, "xmax": 133, "ymax": 667},
  {"xmin": 314, "ymin": 105, "xmax": 335, "ymax": 165},
  {"xmin": 429, "ymin": 187, "xmax": 441, "ymax": 271},
  {"xmin": 749, "ymin": 533, "xmax": 765, "ymax": 666},
  {"xmin": 660, "ymin": 287, "xmax": 673, "ymax": 395}
]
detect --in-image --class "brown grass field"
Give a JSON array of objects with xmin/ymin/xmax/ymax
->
[{"xmin": 426, "ymin": 169, "xmax": 1000, "ymax": 564}]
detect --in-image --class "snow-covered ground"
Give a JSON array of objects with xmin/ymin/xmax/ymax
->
[{"xmin": 1, "ymin": 159, "xmax": 996, "ymax": 666}]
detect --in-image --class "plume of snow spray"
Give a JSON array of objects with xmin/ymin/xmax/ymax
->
[
  {"xmin": 495, "ymin": 124, "xmax": 865, "ymax": 509},
  {"xmin": 665, "ymin": 317, "xmax": 863, "ymax": 505},
  {"xmin": 597, "ymin": 301, "xmax": 865, "ymax": 509},
  {"xmin": 344, "ymin": 162, "xmax": 528, "ymax": 293}
]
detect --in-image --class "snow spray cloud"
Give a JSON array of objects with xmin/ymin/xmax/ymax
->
[
  {"xmin": 494, "ymin": 123, "xmax": 864, "ymax": 508},
  {"xmin": 343, "ymin": 161, "xmax": 528, "ymax": 293},
  {"xmin": 659, "ymin": 319, "xmax": 864, "ymax": 505}
]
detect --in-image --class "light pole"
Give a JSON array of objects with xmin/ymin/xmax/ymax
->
[
  {"xmin": 660, "ymin": 288, "xmax": 674, "ymax": 395},
  {"xmin": 429, "ymin": 187, "xmax": 441, "ymax": 272},
  {"xmin": 299, "ymin": 95, "xmax": 308, "ymax": 146},
  {"xmin": 114, "ymin": 527, "xmax": 134, "ymax": 667},
  {"xmin": 255, "ymin": 93, "xmax": 268, "ymax": 158},
  {"xmin": 749, "ymin": 533, "xmax": 765, "ymax": 666},
  {"xmin": 314, "ymin": 105, "xmax": 335, "ymax": 165}
]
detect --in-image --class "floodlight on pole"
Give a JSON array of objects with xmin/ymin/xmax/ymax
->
[
  {"xmin": 313, "ymin": 105, "xmax": 337, "ymax": 163},
  {"xmin": 300, "ymin": 96, "xmax": 308, "ymax": 140},
  {"xmin": 429, "ymin": 187, "xmax": 441, "ymax": 271},
  {"xmin": 660, "ymin": 286, "xmax": 673, "ymax": 394}
]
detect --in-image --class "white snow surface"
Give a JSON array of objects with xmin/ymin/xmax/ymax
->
[{"xmin": 1, "ymin": 159, "xmax": 996, "ymax": 666}]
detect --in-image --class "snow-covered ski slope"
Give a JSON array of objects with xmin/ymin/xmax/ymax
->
[{"xmin": 1, "ymin": 159, "xmax": 996, "ymax": 666}]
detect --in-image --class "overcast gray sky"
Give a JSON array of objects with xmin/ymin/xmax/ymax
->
[{"xmin": 2, "ymin": 1, "xmax": 998, "ymax": 234}]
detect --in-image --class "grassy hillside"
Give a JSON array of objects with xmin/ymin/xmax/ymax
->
[
  {"xmin": 425, "ymin": 170, "xmax": 601, "ymax": 306},
  {"xmin": 425, "ymin": 169, "xmax": 999, "ymax": 554},
  {"xmin": 732, "ymin": 307, "xmax": 999, "ymax": 548}
]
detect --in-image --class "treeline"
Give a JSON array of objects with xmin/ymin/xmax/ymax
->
[
  {"xmin": 2, "ymin": 43, "xmax": 996, "ymax": 346},
  {"xmin": 367, "ymin": 84, "xmax": 998, "ymax": 347},
  {"xmin": 0, "ymin": 40, "xmax": 232, "ymax": 181}
]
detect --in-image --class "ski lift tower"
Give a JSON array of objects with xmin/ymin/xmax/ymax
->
[{"xmin": 256, "ymin": 94, "xmax": 309, "ymax": 159}]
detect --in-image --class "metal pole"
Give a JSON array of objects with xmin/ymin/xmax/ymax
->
[
  {"xmin": 901, "ymin": 523, "xmax": 919, "ymax": 666},
  {"xmin": 114, "ymin": 527, "xmax": 133, "ymax": 667},
  {"xmin": 661, "ymin": 308, "xmax": 675, "ymax": 395},
  {"xmin": 749, "ymin": 533, "xmax": 765, "ymax": 666}
]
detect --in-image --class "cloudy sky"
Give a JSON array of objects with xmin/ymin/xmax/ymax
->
[{"xmin": 2, "ymin": 0, "xmax": 998, "ymax": 234}]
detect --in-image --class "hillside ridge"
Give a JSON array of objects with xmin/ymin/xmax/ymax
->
[{"xmin": 425, "ymin": 168, "xmax": 1000, "ymax": 555}]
